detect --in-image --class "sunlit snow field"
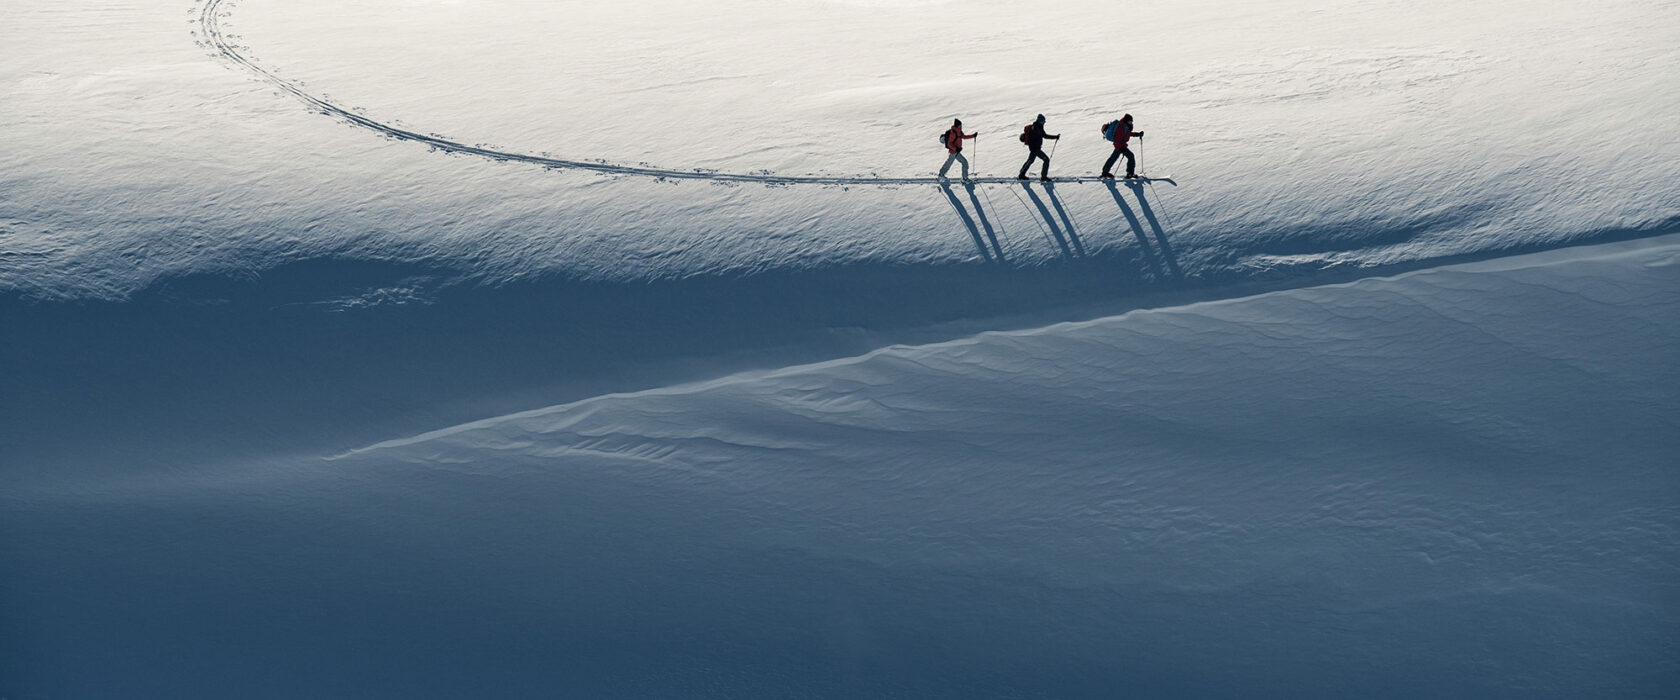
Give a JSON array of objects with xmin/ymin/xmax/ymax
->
[{"xmin": 2, "ymin": 0, "xmax": 1678, "ymax": 697}]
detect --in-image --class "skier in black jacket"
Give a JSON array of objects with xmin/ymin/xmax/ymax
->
[{"xmin": 1016, "ymin": 114, "xmax": 1060, "ymax": 181}]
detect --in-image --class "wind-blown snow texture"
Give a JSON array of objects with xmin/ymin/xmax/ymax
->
[
  {"xmin": 7, "ymin": 238, "xmax": 1679, "ymax": 698},
  {"xmin": 3, "ymin": 0, "xmax": 1679, "ymax": 696}
]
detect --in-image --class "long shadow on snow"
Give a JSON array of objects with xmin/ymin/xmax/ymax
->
[
  {"xmin": 1106, "ymin": 181, "xmax": 1184, "ymax": 284},
  {"xmin": 967, "ymin": 185, "xmax": 1001, "ymax": 261},
  {"xmin": 4, "ymin": 214, "xmax": 1678, "ymax": 474},
  {"xmin": 963, "ymin": 184, "xmax": 1009, "ymax": 263},
  {"xmin": 1016, "ymin": 183, "xmax": 1081, "ymax": 259},
  {"xmin": 1041, "ymin": 183, "xmax": 1088, "ymax": 258},
  {"xmin": 938, "ymin": 183, "xmax": 1000, "ymax": 264}
]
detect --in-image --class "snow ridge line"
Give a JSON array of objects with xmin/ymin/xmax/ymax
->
[{"xmin": 197, "ymin": 0, "xmax": 1156, "ymax": 187}]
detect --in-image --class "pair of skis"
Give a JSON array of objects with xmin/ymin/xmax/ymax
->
[{"xmin": 937, "ymin": 175, "xmax": 1172, "ymax": 184}]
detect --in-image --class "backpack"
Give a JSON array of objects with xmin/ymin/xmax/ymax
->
[
  {"xmin": 1019, "ymin": 124, "xmax": 1032, "ymax": 143},
  {"xmin": 940, "ymin": 129, "xmax": 950, "ymax": 148},
  {"xmin": 1102, "ymin": 121, "xmax": 1119, "ymax": 142}
]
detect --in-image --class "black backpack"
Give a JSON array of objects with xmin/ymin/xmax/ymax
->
[{"xmin": 939, "ymin": 129, "xmax": 953, "ymax": 148}]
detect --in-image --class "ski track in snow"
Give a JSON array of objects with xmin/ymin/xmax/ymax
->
[{"xmin": 198, "ymin": 0, "xmax": 1171, "ymax": 188}]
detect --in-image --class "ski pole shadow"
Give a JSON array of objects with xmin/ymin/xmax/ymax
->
[
  {"xmin": 1105, "ymin": 181, "xmax": 1169, "ymax": 282},
  {"xmin": 1125, "ymin": 180, "xmax": 1184, "ymax": 281},
  {"xmin": 1019, "ymin": 183, "xmax": 1079, "ymax": 259},
  {"xmin": 963, "ymin": 183, "xmax": 1007, "ymax": 262},
  {"xmin": 939, "ymin": 182, "xmax": 1003, "ymax": 263},
  {"xmin": 1041, "ymin": 183, "xmax": 1087, "ymax": 257}
]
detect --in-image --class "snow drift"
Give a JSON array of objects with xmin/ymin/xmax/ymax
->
[
  {"xmin": 2, "ymin": 0, "xmax": 1678, "ymax": 696},
  {"xmin": 7, "ymin": 237, "xmax": 1677, "ymax": 698}
]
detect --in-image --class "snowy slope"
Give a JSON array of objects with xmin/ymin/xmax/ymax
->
[
  {"xmin": 3, "ymin": 1, "xmax": 1679, "ymax": 696},
  {"xmin": 7, "ymin": 236, "xmax": 1677, "ymax": 698},
  {"xmin": 4, "ymin": 0, "xmax": 1678, "ymax": 467},
  {"xmin": 3, "ymin": 0, "xmax": 1677, "ymax": 300}
]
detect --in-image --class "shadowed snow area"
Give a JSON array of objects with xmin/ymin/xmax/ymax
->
[
  {"xmin": 2, "ymin": 0, "xmax": 1679, "ymax": 696},
  {"xmin": 3, "ymin": 0, "xmax": 1677, "ymax": 467},
  {"xmin": 6, "ymin": 237, "xmax": 1678, "ymax": 698}
]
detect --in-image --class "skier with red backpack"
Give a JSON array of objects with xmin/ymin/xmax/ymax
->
[
  {"xmin": 1100, "ymin": 114, "xmax": 1145, "ymax": 179},
  {"xmin": 1015, "ymin": 114, "xmax": 1060, "ymax": 181},
  {"xmin": 937, "ymin": 118, "xmax": 978, "ymax": 181}
]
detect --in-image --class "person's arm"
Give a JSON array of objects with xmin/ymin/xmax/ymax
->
[
  {"xmin": 963, "ymin": 131, "xmax": 977, "ymax": 140},
  {"xmin": 1049, "ymin": 133, "xmax": 1061, "ymax": 139}
]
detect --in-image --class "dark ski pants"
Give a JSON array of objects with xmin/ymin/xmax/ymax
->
[
  {"xmin": 1103, "ymin": 146, "xmax": 1135, "ymax": 176},
  {"xmin": 1018, "ymin": 148, "xmax": 1050, "ymax": 178}
]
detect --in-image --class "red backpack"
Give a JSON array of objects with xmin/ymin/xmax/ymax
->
[{"xmin": 1019, "ymin": 124, "xmax": 1032, "ymax": 143}]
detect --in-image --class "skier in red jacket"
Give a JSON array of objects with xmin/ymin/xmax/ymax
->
[
  {"xmin": 938, "ymin": 119, "xmax": 978, "ymax": 181},
  {"xmin": 1100, "ymin": 114, "xmax": 1145, "ymax": 180}
]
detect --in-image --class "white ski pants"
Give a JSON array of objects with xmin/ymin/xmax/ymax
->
[{"xmin": 938, "ymin": 151, "xmax": 970, "ymax": 179}]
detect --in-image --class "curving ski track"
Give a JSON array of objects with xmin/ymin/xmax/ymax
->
[{"xmin": 198, "ymin": 0, "xmax": 1155, "ymax": 187}]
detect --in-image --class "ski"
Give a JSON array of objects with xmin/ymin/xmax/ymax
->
[{"xmin": 937, "ymin": 176, "xmax": 1173, "ymax": 185}]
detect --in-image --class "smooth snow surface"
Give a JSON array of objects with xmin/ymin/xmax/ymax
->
[
  {"xmin": 7, "ymin": 237, "xmax": 1679, "ymax": 698},
  {"xmin": 3, "ymin": 0, "xmax": 1679, "ymax": 696}
]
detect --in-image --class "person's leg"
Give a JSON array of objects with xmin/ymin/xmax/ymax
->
[
  {"xmin": 1102, "ymin": 149, "xmax": 1121, "ymax": 176},
  {"xmin": 1122, "ymin": 146, "xmax": 1136, "ymax": 177},
  {"xmin": 1038, "ymin": 150, "xmax": 1051, "ymax": 179},
  {"xmin": 956, "ymin": 152, "xmax": 970, "ymax": 179},
  {"xmin": 1018, "ymin": 152, "xmax": 1036, "ymax": 178},
  {"xmin": 939, "ymin": 152, "xmax": 959, "ymax": 177}
]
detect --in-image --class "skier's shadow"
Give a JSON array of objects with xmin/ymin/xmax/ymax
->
[
  {"xmin": 938, "ymin": 182, "xmax": 1006, "ymax": 263},
  {"xmin": 1106, "ymin": 180, "xmax": 1183, "ymax": 282},
  {"xmin": 1021, "ymin": 183, "xmax": 1086, "ymax": 259}
]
